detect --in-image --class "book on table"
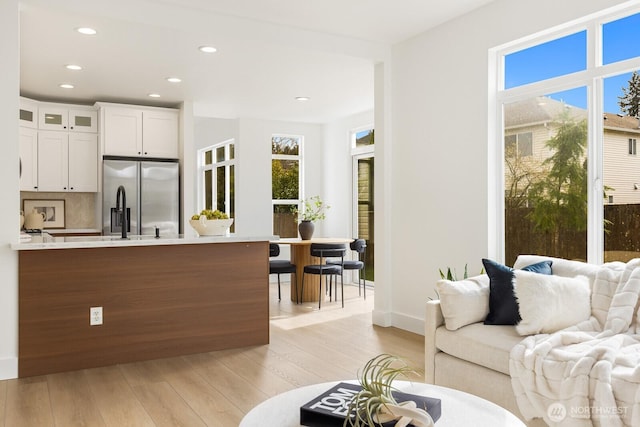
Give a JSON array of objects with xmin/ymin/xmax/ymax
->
[{"xmin": 300, "ymin": 382, "xmax": 442, "ymax": 427}]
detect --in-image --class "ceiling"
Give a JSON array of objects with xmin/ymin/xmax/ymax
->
[{"xmin": 19, "ymin": 0, "xmax": 495, "ymax": 123}]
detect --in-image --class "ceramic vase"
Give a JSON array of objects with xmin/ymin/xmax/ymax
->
[{"xmin": 298, "ymin": 220, "xmax": 314, "ymax": 240}]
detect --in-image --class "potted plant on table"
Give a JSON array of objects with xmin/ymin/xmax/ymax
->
[{"xmin": 292, "ymin": 195, "xmax": 329, "ymax": 240}]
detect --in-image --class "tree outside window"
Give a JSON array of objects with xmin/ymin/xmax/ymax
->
[{"xmin": 272, "ymin": 135, "xmax": 301, "ymax": 238}]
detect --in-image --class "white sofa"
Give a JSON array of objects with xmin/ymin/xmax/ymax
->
[{"xmin": 424, "ymin": 255, "xmax": 604, "ymax": 427}]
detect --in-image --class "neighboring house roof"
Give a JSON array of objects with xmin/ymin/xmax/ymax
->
[
  {"xmin": 603, "ymin": 113, "xmax": 640, "ymax": 134},
  {"xmin": 505, "ymin": 96, "xmax": 640, "ymax": 135},
  {"xmin": 504, "ymin": 96, "xmax": 586, "ymax": 128}
]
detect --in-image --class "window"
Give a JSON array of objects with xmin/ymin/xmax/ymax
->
[
  {"xmin": 354, "ymin": 128, "xmax": 374, "ymax": 148},
  {"xmin": 496, "ymin": 6, "xmax": 640, "ymax": 265},
  {"xmin": 505, "ymin": 132, "xmax": 533, "ymax": 157},
  {"xmin": 351, "ymin": 125, "xmax": 375, "ymax": 284},
  {"xmin": 272, "ymin": 135, "xmax": 301, "ymax": 238},
  {"xmin": 199, "ymin": 140, "xmax": 235, "ymax": 230}
]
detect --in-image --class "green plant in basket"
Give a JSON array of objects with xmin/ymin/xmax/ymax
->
[
  {"xmin": 344, "ymin": 354, "xmax": 433, "ymax": 427},
  {"xmin": 191, "ymin": 209, "xmax": 229, "ymax": 220}
]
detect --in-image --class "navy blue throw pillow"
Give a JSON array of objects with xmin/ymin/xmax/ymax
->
[{"xmin": 482, "ymin": 258, "xmax": 553, "ymax": 325}]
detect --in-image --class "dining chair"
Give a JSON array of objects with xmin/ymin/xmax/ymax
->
[
  {"xmin": 269, "ymin": 243, "xmax": 298, "ymax": 303},
  {"xmin": 301, "ymin": 243, "xmax": 346, "ymax": 309},
  {"xmin": 327, "ymin": 238, "xmax": 367, "ymax": 299}
]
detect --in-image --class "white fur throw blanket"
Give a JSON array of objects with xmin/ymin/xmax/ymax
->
[{"xmin": 509, "ymin": 259, "xmax": 640, "ymax": 426}]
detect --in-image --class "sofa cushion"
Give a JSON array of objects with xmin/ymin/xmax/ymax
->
[
  {"xmin": 513, "ymin": 255, "xmax": 600, "ymax": 282},
  {"xmin": 513, "ymin": 270, "xmax": 591, "ymax": 335},
  {"xmin": 483, "ymin": 258, "xmax": 553, "ymax": 326},
  {"xmin": 435, "ymin": 322, "xmax": 523, "ymax": 375},
  {"xmin": 436, "ymin": 274, "xmax": 489, "ymax": 331}
]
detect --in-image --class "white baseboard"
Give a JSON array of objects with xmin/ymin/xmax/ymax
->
[
  {"xmin": 372, "ymin": 309, "xmax": 425, "ymax": 336},
  {"xmin": 0, "ymin": 356, "xmax": 18, "ymax": 380},
  {"xmin": 372, "ymin": 309, "xmax": 392, "ymax": 326}
]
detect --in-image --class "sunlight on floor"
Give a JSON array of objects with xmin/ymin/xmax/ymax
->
[{"xmin": 269, "ymin": 280, "xmax": 374, "ymax": 330}]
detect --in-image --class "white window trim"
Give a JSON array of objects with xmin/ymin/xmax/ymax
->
[
  {"xmin": 271, "ymin": 134, "xmax": 304, "ymax": 234},
  {"xmin": 490, "ymin": 4, "xmax": 640, "ymax": 264},
  {"xmin": 351, "ymin": 124, "xmax": 375, "ymax": 156},
  {"xmin": 197, "ymin": 138, "xmax": 236, "ymax": 217}
]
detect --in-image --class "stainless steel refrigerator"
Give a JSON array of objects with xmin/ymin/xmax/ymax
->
[{"xmin": 102, "ymin": 156, "xmax": 180, "ymax": 236}]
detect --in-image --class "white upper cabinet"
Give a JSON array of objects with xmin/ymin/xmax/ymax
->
[
  {"xmin": 19, "ymin": 98, "xmax": 38, "ymax": 129},
  {"xmin": 39, "ymin": 104, "xmax": 97, "ymax": 133},
  {"xmin": 37, "ymin": 131, "xmax": 69, "ymax": 192},
  {"xmin": 19, "ymin": 99, "xmax": 100, "ymax": 193},
  {"xmin": 100, "ymin": 103, "xmax": 178, "ymax": 158},
  {"xmin": 142, "ymin": 110, "xmax": 179, "ymax": 158},
  {"xmin": 19, "ymin": 127, "xmax": 38, "ymax": 191},
  {"xmin": 36, "ymin": 131, "xmax": 98, "ymax": 192},
  {"xmin": 68, "ymin": 133, "xmax": 98, "ymax": 192}
]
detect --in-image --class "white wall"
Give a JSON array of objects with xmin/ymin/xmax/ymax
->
[
  {"xmin": 322, "ymin": 110, "xmax": 374, "ymax": 238},
  {"xmin": 384, "ymin": 0, "xmax": 627, "ymax": 334},
  {"xmin": 0, "ymin": 0, "xmax": 20, "ymax": 380},
  {"xmin": 194, "ymin": 117, "xmax": 325, "ymax": 237}
]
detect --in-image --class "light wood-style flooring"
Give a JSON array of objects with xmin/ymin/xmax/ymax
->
[{"xmin": 0, "ymin": 282, "xmax": 424, "ymax": 427}]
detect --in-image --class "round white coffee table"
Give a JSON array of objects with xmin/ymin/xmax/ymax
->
[{"xmin": 240, "ymin": 380, "xmax": 525, "ymax": 426}]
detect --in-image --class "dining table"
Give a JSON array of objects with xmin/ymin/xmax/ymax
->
[{"xmin": 274, "ymin": 237, "xmax": 353, "ymax": 303}]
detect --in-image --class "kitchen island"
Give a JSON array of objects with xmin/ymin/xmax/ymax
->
[{"xmin": 12, "ymin": 234, "xmax": 272, "ymax": 377}]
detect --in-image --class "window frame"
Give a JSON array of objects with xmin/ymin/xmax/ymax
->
[
  {"xmin": 491, "ymin": 5, "xmax": 640, "ymax": 265},
  {"xmin": 271, "ymin": 133, "xmax": 304, "ymax": 237},
  {"xmin": 197, "ymin": 139, "xmax": 236, "ymax": 219}
]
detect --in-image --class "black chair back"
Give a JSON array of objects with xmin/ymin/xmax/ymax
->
[
  {"xmin": 270, "ymin": 243, "xmax": 280, "ymax": 257},
  {"xmin": 310, "ymin": 243, "xmax": 346, "ymax": 259},
  {"xmin": 350, "ymin": 239, "xmax": 366, "ymax": 253}
]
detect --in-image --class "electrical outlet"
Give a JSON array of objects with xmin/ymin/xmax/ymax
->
[{"xmin": 90, "ymin": 306, "xmax": 103, "ymax": 326}]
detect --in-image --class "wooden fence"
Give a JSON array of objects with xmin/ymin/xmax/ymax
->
[{"xmin": 505, "ymin": 204, "xmax": 640, "ymax": 265}]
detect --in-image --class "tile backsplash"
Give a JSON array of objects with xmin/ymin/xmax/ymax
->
[{"xmin": 20, "ymin": 192, "xmax": 97, "ymax": 229}]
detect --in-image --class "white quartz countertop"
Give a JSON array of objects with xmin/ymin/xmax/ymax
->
[{"xmin": 11, "ymin": 233, "xmax": 276, "ymax": 250}]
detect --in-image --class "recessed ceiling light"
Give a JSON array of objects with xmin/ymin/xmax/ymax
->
[
  {"xmin": 65, "ymin": 64, "xmax": 82, "ymax": 71},
  {"xmin": 295, "ymin": 96, "xmax": 310, "ymax": 101},
  {"xmin": 199, "ymin": 46, "xmax": 217, "ymax": 53},
  {"xmin": 76, "ymin": 27, "xmax": 97, "ymax": 35},
  {"xmin": 59, "ymin": 83, "xmax": 74, "ymax": 89},
  {"xmin": 166, "ymin": 77, "xmax": 182, "ymax": 83},
  {"xmin": 148, "ymin": 93, "xmax": 161, "ymax": 98}
]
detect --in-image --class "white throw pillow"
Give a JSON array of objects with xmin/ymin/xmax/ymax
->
[
  {"xmin": 436, "ymin": 275, "xmax": 489, "ymax": 331},
  {"xmin": 513, "ymin": 270, "xmax": 591, "ymax": 336}
]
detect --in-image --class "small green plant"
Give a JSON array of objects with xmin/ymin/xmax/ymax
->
[
  {"xmin": 343, "ymin": 354, "xmax": 432, "ymax": 427},
  {"xmin": 191, "ymin": 209, "xmax": 229, "ymax": 220},
  {"xmin": 439, "ymin": 264, "xmax": 468, "ymax": 281},
  {"xmin": 438, "ymin": 264, "xmax": 484, "ymax": 281},
  {"xmin": 292, "ymin": 195, "xmax": 330, "ymax": 222}
]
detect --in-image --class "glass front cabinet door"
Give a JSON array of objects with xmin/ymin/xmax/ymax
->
[
  {"xmin": 39, "ymin": 105, "xmax": 97, "ymax": 133},
  {"xmin": 19, "ymin": 98, "xmax": 38, "ymax": 129}
]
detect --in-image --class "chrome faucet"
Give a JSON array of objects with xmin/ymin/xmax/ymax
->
[{"xmin": 116, "ymin": 185, "xmax": 127, "ymax": 239}]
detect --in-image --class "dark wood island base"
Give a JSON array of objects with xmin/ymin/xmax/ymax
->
[{"xmin": 18, "ymin": 241, "xmax": 269, "ymax": 377}]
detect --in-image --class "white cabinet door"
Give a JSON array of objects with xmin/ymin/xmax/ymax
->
[
  {"xmin": 39, "ymin": 106, "xmax": 69, "ymax": 131},
  {"xmin": 19, "ymin": 127, "xmax": 38, "ymax": 191},
  {"xmin": 37, "ymin": 131, "xmax": 69, "ymax": 191},
  {"xmin": 142, "ymin": 110, "xmax": 178, "ymax": 158},
  {"xmin": 103, "ymin": 107, "xmax": 143, "ymax": 156},
  {"xmin": 68, "ymin": 133, "xmax": 98, "ymax": 192},
  {"xmin": 68, "ymin": 109, "xmax": 98, "ymax": 133},
  {"xmin": 19, "ymin": 98, "xmax": 38, "ymax": 129}
]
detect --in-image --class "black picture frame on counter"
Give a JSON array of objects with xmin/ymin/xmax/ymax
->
[{"xmin": 23, "ymin": 199, "xmax": 65, "ymax": 229}]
